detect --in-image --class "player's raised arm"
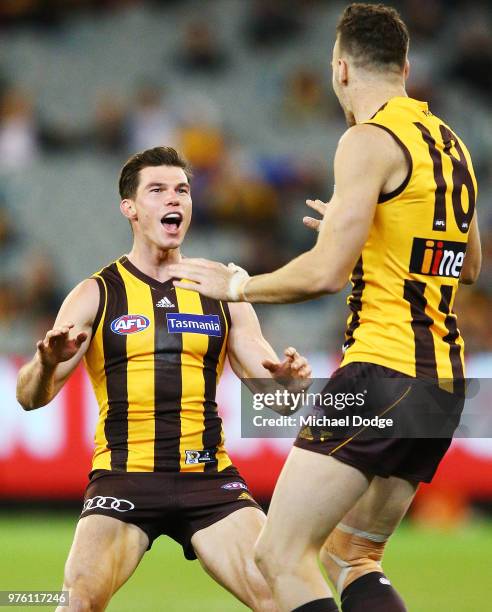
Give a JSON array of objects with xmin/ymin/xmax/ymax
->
[
  {"xmin": 16, "ymin": 278, "xmax": 99, "ymax": 410},
  {"xmin": 226, "ymin": 301, "xmax": 311, "ymax": 390},
  {"xmin": 168, "ymin": 124, "xmax": 396, "ymax": 303}
]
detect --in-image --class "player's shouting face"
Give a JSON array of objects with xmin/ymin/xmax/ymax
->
[{"xmin": 120, "ymin": 164, "xmax": 192, "ymax": 251}]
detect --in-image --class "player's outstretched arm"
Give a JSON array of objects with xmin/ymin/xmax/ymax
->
[
  {"xmin": 226, "ymin": 302, "xmax": 311, "ymax": 390},
  {"xmin": 16, "ymin": 278, "xmax": 99, "ymax": 410},
  {"xmin": 168, "ymin": 124, "xmax": 395, "ymax": 303}
]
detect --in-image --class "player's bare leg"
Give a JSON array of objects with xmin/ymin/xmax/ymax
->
[
  {"xmin": 56, "ymin": 515, "xmax": 148, "ymax": 611},
  {"xmin": 255, "ymin": 447, "xmax": 371, "ymax": 612},
  {"xmin": 191, "ymin": 507, "xmax": 276, "ymax": 612},
  {"xmin": 320, "ymin": 476, "xmax": 417, "ymax": 611}
]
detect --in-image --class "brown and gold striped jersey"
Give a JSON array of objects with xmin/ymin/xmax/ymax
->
[
  {"xmin": 84, "ymin": 256, "xmax": 232, "ymax": 473},
  {"xmin": 341, "ymin": 97, "xmax": 477, "ymax": 390}
]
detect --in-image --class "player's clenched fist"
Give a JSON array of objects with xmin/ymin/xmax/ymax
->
[{"xmin": 36, "ymin": 323, "xmax": 88, "ymax": 367}]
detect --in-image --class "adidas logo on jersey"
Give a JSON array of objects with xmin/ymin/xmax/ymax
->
[{"xmin": 156, "ymin": 297, "xmax": 175, "ymax": 308}]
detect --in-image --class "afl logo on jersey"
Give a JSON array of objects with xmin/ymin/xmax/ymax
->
[
  {"xmin": 221, "ymin": 482, "xmax": 248, "ymax": 491},
  {"xmin": 110, "ymin": 314, "xmax": 150, "ymax": 335}
]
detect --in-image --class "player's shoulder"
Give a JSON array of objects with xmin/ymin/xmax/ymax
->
[
  {"xmin": 336, "ymin": 123, "xmax": 400, "ymax": 174},
  {"xmin": 227, "ymin": 301, "xmax": 259, "ymax": 330},
  {"xmin": 71, "ymin": 258, "xmax": 124, "ymax": 307},
  {"xmin": 65, "ymin": 277, "xmax": 100, "ymax": 308},
  {"xmin": 53, "ymin": 278, "xmax": 100, "ymax": 330},
  {"xmin": 338, "ymin": 122, "xmax": 398, "ymax": 152}
]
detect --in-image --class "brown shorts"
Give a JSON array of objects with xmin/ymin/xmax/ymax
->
[
  {"xmin": 294, "ymin": 362, "xmax": 464, "ymax": 483},
  {"xmin": 80, "ymin": 466, "xmax": 262, "ymax": 560}
]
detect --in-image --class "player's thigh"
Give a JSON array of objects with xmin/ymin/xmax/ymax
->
[
  {"xmin": 63, "ymin": 514, "xmax": 148, "ymax": 597},
  {"xmin": 260, "ymin": 447, "xmax": 371, "ymax": 559},
  {"xmin": 341, "ymin": 475, "xmax": 418, "ymax": 536},
  {"xmin": 191, "ymin": 507, "xmax": 272, "ymax": 607}
]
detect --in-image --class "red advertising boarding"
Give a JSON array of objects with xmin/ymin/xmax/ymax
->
[{"xmin": 1, "ymin": 354, "xmax": 492, "ymax": 501}]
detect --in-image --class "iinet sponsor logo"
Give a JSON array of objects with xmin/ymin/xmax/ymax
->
[{"xmin": 409, "ymin": 237, "xmax": 466, "ymax": 278}]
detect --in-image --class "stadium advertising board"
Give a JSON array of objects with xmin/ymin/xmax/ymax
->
[{"xmin": 1, "ymin": 355, "xmax": 492, "ymax": 501}]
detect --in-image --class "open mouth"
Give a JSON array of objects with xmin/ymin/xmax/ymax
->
[{"xmin": 161, "ymin": 212, "xmax": 183, "ymax": 234}]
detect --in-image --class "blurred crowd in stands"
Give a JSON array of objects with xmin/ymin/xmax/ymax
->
[{"xmin": 0, "ymin": 0, "xmax": 491, "ymax": 356}]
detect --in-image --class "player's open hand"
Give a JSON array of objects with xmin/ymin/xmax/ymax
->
[
  {"xmin": 303, "ymin": 199, "xmax": 328, "ymax": 232},
  {"xmin": 262, "ymin": 347, "xmax": 312, "ymax": 391},
  {"xmin": 36, "ymin": 323, "xmax": 88, "ymax": 367},
  {"xmin": 168, "ymin": 259, "xmax": 250, "ymax": 302}
]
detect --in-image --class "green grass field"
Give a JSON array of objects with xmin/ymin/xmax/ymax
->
[{"xmin": 1, "ymin": 512, "xmax": 491, "ymax": 611}]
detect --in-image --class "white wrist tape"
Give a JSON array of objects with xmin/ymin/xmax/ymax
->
[{"xmin": 226, "ymin": 263, "xmax": 250, "ymax": 302}]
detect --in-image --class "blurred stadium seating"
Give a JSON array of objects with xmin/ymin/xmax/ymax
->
[{"xmin": 0, "ymin": 0, "xmax": 489, "ymax": 356}]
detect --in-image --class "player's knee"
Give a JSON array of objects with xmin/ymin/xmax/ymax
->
[
  {"xmin": 254, "ymin": 595, "xmax": 277, "ymax": 612},
  {"xmin": 63, "ymin": 575, "xmax": 110, "ymax": 611},
  {"xmin": 255, "ymin": 535, "xmax": 297, "ymax": 584},
  {"xmin": 245, "ymin": 569, "xmax": 276, "ymax": 612},
  {"xmin": 66, "ymin": 589, "xmax": 107, "ymax": 612},
  {"xmin": 320, "ymin": 525, "xmax": 388, "ymax": 594},
  {"xmin": 255, "ymin": 534, "xmax": 317, "ymax": 583}
]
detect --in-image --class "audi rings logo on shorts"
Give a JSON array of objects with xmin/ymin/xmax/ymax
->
[{"xmin": 82, "ymin": 496, "xmax": 135, "ymax": 513}]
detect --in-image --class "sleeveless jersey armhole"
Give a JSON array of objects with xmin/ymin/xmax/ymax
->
[
  {"xmin": 369, "ymin": 122, "xmax": 413, "ymax": 203},
  {"xmin": 90, "ymin": 275, "xmax": 107, "ymax": 340},
  {"xmin": 221, "ymin": 301, "xmax": 232, "ymax": 332}
]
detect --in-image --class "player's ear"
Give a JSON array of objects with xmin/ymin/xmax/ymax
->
[
  {"xmin": 338, "ymin": 58, "xmax": 349, "ymax": 86},
  {"xmin": 120, "ymin": 199, "xmax": 137, "ymax": 221},
  {"xmin": 403, "ymin": 59, "xmax": 410, "ymax": 81}
]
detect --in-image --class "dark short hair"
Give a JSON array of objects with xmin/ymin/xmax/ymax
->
[
  {"xmin": 119, "ymin": 146, "xmax": 192, "ymax": 199},
  {"xmin": 336, "ymin": 3, "xmax": 409, "ymax": 71}
]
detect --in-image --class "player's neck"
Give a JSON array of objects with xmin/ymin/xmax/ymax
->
[
  {"xmin": 126, "ymin": 243, "xmax": 182, "ymax": 283},
  {"xmin": 351, "ymin": 84, "xmax": 407, "ymax": 124}
]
